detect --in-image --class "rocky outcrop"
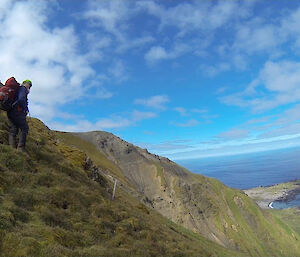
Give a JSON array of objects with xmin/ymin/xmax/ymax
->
[{"xmin": 84, "ymin": 156, "xmax": 107, "ymax": 187}]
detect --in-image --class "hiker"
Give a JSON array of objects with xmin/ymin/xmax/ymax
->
[{"xmin": 7, "ymin": 79, "xmax": 32, "ymax": 151}]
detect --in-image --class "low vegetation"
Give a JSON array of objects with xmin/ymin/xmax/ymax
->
[
  {"xmin": 57, "ymin": 127, "xmax": 300, "ymax": 256},
  {"xmin": 0, "ymin": 112, "xmax": 239, "ymax": 256},
  {"xmin": 1, "ymin": 111, "xmax": 299, "ymax": 256},
  {"xmin": 271, "ymin": 208, "xmax": 300, "ymax": 235}
]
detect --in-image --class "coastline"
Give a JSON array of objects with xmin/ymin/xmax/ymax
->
[{"xmin": 243, "ymin": 179, "xmax": 300, "ymax": 209}]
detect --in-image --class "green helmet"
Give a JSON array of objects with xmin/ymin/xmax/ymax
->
[{"xmin": 23, "ymin": 79, "xmax": 32, "ymax": 87}]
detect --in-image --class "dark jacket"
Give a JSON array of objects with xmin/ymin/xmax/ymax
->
[{"xmin": 11, "ymin": 86, "xmax": 28, "ymax": 114}]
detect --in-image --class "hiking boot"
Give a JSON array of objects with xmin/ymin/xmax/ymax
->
[
  {"xmin": 19, "ymin": 131, "xmax": 27, "ymax": 150},
  {"xmin": 9, "ymin": 135, "xmax": 17, "ymax": 149}
]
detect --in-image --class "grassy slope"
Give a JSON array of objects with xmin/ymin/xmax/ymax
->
[
  {"xmin": 55, "ymin": 132, "xmax": 124, "ymax": 179},
  {"xmin": 271, "ymin": 208, "xmax": 300, "ymax": 235},
  {"xmin": 0, "ymin": 112, "xmax": 240, "ymax": 257},
  {"xmin": 268, "ymin": 180, "xmax": 300, "ymax": 235},
  {"xmin": 244, "ymin": 180, "xmax": 300, "ymax": 235},
  {"xmin": 56, "ymin": 130, "xmax": 300, "ymax": 256},
  {"xmin": 54, "ymin": 132, "xmax": 140, "ymax": 198},
  {"xmin": 182, "ymin": 175, "xmax": 300, "ymax": 256}
]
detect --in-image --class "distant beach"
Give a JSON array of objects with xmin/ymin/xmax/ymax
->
[{"xmin": 243, "ymin": 180, "xmax": 300, "ymax": 209}]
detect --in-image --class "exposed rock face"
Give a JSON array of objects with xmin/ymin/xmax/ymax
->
[
  {"xmin": 84, "ymin": 156, "xmax": 107, "ymax": 187},
  {"xmin": 73, "ymin": 132, "xmax": 198, "ymax": 233},
  {"xmin": 71, "ymin": 131, "xmax": 300, "ymax": 255}
]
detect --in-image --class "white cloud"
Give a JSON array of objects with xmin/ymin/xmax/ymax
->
[
  {"xmin": 145, "ymin": 44, "xmax": 189, "ymax": 63},
  {"xmin": 165, "ymin": 103, "xmax": 300, "ymax": 159},
  {"xmin": 137, "ymin": 1, "xmax": 257, "ymax": 65},
  {"xmin": 174, "ymin": 107, "xmax": 188, "ymax": 116},
  {"xmin": 260, "ymin": 61, "xmax": 300, "ymax": 93},
  {"xmin": 230, "ymin": 6, "xmax": 300, "ymax": 60},
  {"xmin": 134, "ymin": 95, "xmax": 170, "ymax": 110},
  {"xmin": 232, "ymin": 54, "xmax": 248, "ymax": 70},
  {"xmin": 0, "ymin": 0, "xmax": 12, "ymax": 17},
  {"xmin": 191, "ymin": 108, "xmax": 208, "ymax": 114},
  {"xmin": 259, "ymin": 123, "xmax": 300, "ymax": 139},
  {"xmin": 92, "ymin": 88, "xmax": 113, "ymax": 99},
  {"xmin": 274, "ymin": 104, "xmax": 300, "ymax": 124},
  {"xmin": 50, "ymin": 110, "xmax": 157, "ymax": 132},
  {"xmin": 173, "ymin": 108, "xmax": 216, "ymax": 123},
  {"xmin": 222, "ymin": 60, "xmax": 300, "ymax": 112},
  {"xmin": 82, "ymin": 1, "xmax": 300, "ymax": 73},
  {"xmin": 83, "ymin": 0, "xmax": 131, "ymax": 41},
  {"xmin": 217, "ymin": 128, "xmax": 249, "ymax": 140},
  {"xmin": 246, "ymin": 116, "xmax": 272, "ymax": 125},
  {"xmin": 137, "ymin": 0, "xmax": 251, "ymax": 36},
  {"xmin": 81, "ymin": 0, "xmax": 259, "ymax": 69},
  {"xmin": 0, "ymin": 0, "xmax": 95, "ymax": 122},
  {"xmin": 249, "ymin": 104, "xmax": 300, "ymax": 139},
  {"xmin": 83, "ymin": 0, "xmax": 154, "ymax": 53},
  {"xmin": 145, "ymin": 46, "xmax": 168, "ymax": 62},
  {"xmin": 51, "ymin": 118, "xmax": 130, "ymax": 132},
  {"xmin": 84, "ymin": 33, "xmax": 112, "ymax": 61},
  {"xmin": 169, "ymin": 134, "xmax": 300, "ymax": 160},
  {"xmin": 215, "ymin": 87, "xmax": 228, "ymax": 95},
  {"xmin": 95, "ymin": 117, "xmax": 131, "ymax": 129},
  {"xmin": 132, "ymin": 110, "xmax": 157, "ymax": 121},
  {"xmin": 109, "ymin": 60, "xmax": 129, "ymax": 83},
  {"xmin": 233, "ymin": 21, "xmax": 281, "ymax": 54},
  {"xmin": 174, "ymin": 119, "xmax": 200, "ymax": 127},
  {"xmin": 116, "ymin": 36, "xmax": 155, "ymax": 53},
  {"xmin": 194, "ymin": 103, "xmax": 300, "ymax": 156},
  {"xmin": 200, "ymin": 62, "xmax": 230, "ymax": 77},
  {"xmin": 137, "ymin": 140, "xmax": 193, "ymax": 152},
  {"xmin": 277, "ymin": 7, "xmax": 300, "ymax": 51}
]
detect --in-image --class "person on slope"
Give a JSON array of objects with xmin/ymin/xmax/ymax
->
[{"xmin": 7, "ymin": 79, "xmax": 32, "ymax": 152}]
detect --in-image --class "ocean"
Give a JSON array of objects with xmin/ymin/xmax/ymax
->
[
  {"xmin": 177, "ymin": 147, "xmax": 300, "ymax": 208},
  {"xmin": 272, "ymin": 194, "xmax": 300, "ymax": 209}
]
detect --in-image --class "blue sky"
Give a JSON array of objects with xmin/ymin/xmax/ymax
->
[{"xmin": 2, "ymin": 0, "xmax": 300, "ymax": 160}]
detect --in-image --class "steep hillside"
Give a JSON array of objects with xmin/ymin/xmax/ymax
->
[
  {"xmin": 55, "ymin": 130, "xmax": 300, "ymax": 257},
  {"xmin": 271, "ymin": 208, "xmax": 300, "ymax": 235},
  {"xmin": 0, "ymin": 112, "xmax": 240, "ymax": 257}
]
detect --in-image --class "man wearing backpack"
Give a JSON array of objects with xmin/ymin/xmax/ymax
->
[{"xmin": 7, "ymin": 79, "xmax": 32, "ymax": 152}]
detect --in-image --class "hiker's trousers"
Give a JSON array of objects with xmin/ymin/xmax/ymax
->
[{"xmin": 7, "ymin": 111, "xmax": 29, "ymax": 147}]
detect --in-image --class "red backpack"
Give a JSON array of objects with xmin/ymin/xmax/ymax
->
[{"xmin": 0, "ymin": 77, "xmax": 20, "ymax": 111}]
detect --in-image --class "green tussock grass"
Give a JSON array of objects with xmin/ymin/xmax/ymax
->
[
  {"xmin": 223, "ymin": 187, "xmax": 300, "ymax": 256},
  {"xmin": 251, "ymin": 181, "xmax": 299, "ymax": 195},
  {"xmin": 0, "ymin": 112, "xmax": 240, "ymax": 257},
  {"xmin": 1, "ymin": 111, "xmax": 300, "ymax": 256},
  {"xmin": 271, "ymin": 208, "xmax": 300, "ymax": 235},
  {"xmin": 54, "ymin": 132, "xmax": 126, "ymax": 182},
  {"xmin": 186, "ymin": 174, "xmax": 300, "ymax": 256}
]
